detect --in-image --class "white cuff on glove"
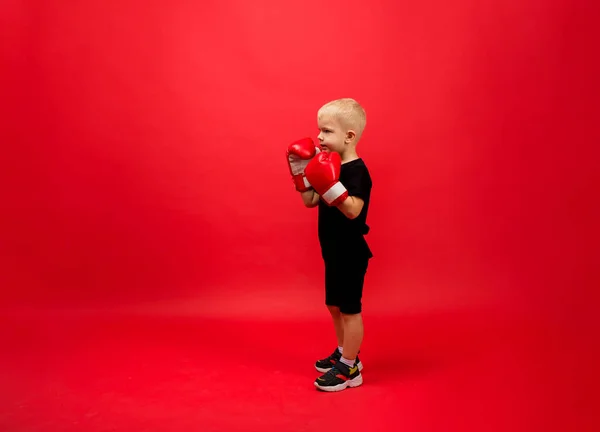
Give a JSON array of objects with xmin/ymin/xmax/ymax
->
[{"xmin": 321, "ymin": 182, "xmax": 347, "ymax": 205}]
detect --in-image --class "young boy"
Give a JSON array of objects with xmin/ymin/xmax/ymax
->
[{"xmin": 286, "ymin": 98, "xmax": 373, "ymax": 392}]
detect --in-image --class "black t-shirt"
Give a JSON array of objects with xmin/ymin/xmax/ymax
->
[{"xmin": 318, "ymin": 158, "xmax": 373, "ymax": 262}]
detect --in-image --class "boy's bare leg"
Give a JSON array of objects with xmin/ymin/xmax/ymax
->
[
  {"xmin": 341, "ymin": 313, "xmax": 363, "ymax": 361},
  {"xmin": 327, "ymin": 305, "xmax": 344, "ymax": 346}
]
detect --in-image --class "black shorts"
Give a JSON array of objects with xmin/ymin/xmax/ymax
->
[{"xmin": 324, "ymin": 259, "xmax": 369, "ymax": 314}]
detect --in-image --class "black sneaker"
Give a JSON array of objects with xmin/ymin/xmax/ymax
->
[
  {"xmin": 314, "ymin": 360, "xmax": 363, "ymax": 392},
  {"xmin": 315, "ymin": 348, "xmax": 363, "ymax": 373}
]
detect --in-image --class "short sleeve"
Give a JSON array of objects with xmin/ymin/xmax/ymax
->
[{"xmin": 343, "ymin": 165, "xmax": 372, "ymax": 200}]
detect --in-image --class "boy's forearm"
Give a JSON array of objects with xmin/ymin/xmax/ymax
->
[
  {"xmin": 301, "ymin": 189, "xmax": 319, "ymax": 207},
  {"xmin": 336, "ymin": 195, "xmax": 364, "ymax": 219}
]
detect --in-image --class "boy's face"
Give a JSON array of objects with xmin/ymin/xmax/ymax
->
[{"xmin": 317, "ymin": 115, "xmax": 348, "ymax": 154}]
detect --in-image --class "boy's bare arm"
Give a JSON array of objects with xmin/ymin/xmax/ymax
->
[
  {"xmin": 301, "ymin": 189, "xmax": 320, "ymax": 207},
  {"xmin": 336, "ymin": 196, "xmax": 364, "ymax": 220}
]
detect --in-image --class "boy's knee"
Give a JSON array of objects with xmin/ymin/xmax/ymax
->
[{"xmin": 341, "ymin": 311, "xmax": 362, "ymax": 320}]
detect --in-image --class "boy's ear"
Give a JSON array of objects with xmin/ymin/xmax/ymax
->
[{"xmin": 345, "ymin": 130, "xmax": 356, "ymax": 144}]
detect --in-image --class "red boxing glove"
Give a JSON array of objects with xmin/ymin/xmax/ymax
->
[
  {"xmin": 286, "ymin": 137, "xmax": 321, "ymax": 192},
  {"xmin": 305, "ymin": 151, "xmax": 348, "ymax": 206}
]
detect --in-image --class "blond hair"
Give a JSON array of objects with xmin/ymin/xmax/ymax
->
[{"xmin": 318, "ymin": 98, "xmax": 367, "ymax": 140}]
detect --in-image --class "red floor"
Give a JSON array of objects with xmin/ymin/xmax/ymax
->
[{"xmin": 0, "ymin": 300, "xmax": 596, "ymax": 431}]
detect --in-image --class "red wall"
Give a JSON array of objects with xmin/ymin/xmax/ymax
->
[{"xmin": 1, "ymin": 1, "xmax": 597, "ymax": 317}]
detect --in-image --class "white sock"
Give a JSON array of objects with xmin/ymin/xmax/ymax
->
[
  {"xmin": 338, "ymin": 346, "xmax": 343, "ymax": 354},
  {"xmin": 340, "ymin": 356, "xmax": 355, "ymax": 368}
]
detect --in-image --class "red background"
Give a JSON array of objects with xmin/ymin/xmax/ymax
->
[{"xmin": 1, "ymin": 0, "xmax": 598, "ymax": 430}]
